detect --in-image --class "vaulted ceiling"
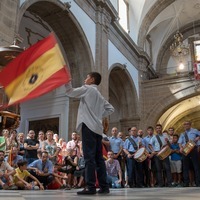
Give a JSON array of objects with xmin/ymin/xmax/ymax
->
[{"xmin": 129, "ymin": 0, "xmax": 200, "ymax": 132}]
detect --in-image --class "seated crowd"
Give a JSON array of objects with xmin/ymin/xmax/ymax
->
[
  {"xmin": 0, "ymin": 120, "xmax": 200, "ymax": 190},
  {"xmin": 0, "ymin": 130, "xmax": 84, "ymax": 190}
]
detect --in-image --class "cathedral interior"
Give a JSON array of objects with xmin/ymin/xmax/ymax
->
[{"xmin": 0, "ymin": 0, "xmax": 200, "ymax": 138}]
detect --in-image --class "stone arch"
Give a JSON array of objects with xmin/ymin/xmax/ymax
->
[
  {"xmin": 143, "ymin": 82, "xmax": 200, "ymax": 132},
  {"xmin": 137, "ymin": 0, "xmax": 175, "ymax": 47},
  {"xmin": 165, "ymin": 106, "xmax": 200, "ymax": 133},
  {"xmin": 17, "ymin": 0, "xmax": 94, "ymax": 136},
  {"xmin": 17, "ymin": 0, "xmax": 94, "ymax": 83},
  {"xmin": 108, "ymin": 64, "xmax": 140, "ymax": 134}
]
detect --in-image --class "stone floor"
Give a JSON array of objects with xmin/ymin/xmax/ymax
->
[{"xmin": 1, "ymin": 187, "xmax": 200, "ymax": 200}]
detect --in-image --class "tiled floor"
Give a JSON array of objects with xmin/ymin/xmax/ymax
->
[{"xmin": 1, "ymin": 187, "xmax": 200, "ymax": 200}]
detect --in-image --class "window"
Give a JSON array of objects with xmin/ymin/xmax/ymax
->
[
  {"xmin": 194, "ymin": 40, "xmax": 200, "ymax": 62},
  {"xmin": 118, "ymin": 0, "xmax": 129, "ymax": 32}
]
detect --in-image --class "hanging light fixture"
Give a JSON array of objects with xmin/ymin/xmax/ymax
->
[
  {"xmin": 178, "ymin": 61, "xmax": 185, "ymax": 70},
  {"xmin": 170, "ymin": 31, "xmax": 190, "ymax": 57},
  {"xmin": 0, "ymin": 39, "xmax": 23, "ymax": 67}
]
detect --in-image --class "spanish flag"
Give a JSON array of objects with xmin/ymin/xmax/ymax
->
[{"xmin": 0, "ymin": 33, "xmax": 71, "ymax": 106}]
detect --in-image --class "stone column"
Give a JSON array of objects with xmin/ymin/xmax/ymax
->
[
  {"xmin": 95, "ymin": 4, "xmax": 111, "ymax": 99},
  {"xmin": 138, "ymin": 57, "xmax": 151, "ymax": 130}
]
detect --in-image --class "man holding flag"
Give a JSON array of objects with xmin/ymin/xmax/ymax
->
[{"xmin": 66, "ymin": 72, "xmax": 114, "ymax": 195}]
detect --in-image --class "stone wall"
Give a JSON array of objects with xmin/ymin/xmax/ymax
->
[
  {"xmin": 0, "ymin": 0, "xmax": 19, "ymax": 46},
  {"xmin": 140, "ymin": 74, "xmax": 196, "ymax": 131}
]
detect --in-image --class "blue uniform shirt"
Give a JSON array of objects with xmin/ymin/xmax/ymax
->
[
  {"xmin": 109, "ymin": 136, "xmax": 123, "ymax": 154},
  {"xmin": 143, "ymin": 135, "xmax": 154, "ymax": 153},
  {"xmin": 178, "ymin": 128, "xmax": 200, "ymax": 147},
  {"xmin": 149, "ymin": 133, "xmax": 169, "ymax": 151},
  {"xmin": 28, "ymin": 159, "xmax": 53, "ymax": 174},
  {"xmin": 123, "ymin": 136, "xmax": 142, "ymax": 153},
  {"xmin": 4, "ymin": 155, "xmax": 23, "ymax": 166}
]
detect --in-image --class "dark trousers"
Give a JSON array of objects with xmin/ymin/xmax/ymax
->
[
  {"xmin": 143, "ymin": 158, "xmax": 151, "ymax": 186},
  {"xmin": 154, "ymin": 156, "xmax": 172, "ymax": 186},
  {"xmin": 126, "ymin": 156, "xmax": 143, "ymax": 187},
  {"xmin": 82, "ymin": 123, "xmax": 108, "ymax": 191},
  {"xmin": 30, "ymin": 170, "xmax": 54, "ymax": 187},
  {"xmin": 182, "ymin": 147, "xmax": 200, "ymax": 185}
]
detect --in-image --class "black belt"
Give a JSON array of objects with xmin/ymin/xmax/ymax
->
[{"xmin": 128, "ymin": 151, "xmax": 135, "ymax": 154}]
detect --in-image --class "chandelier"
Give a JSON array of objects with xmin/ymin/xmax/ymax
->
[{"xmin": 170, "ymin": 31, "xmax": 190, "ymax": 57}]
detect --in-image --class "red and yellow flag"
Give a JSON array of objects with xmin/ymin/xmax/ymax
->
[{"xmin": 0, "ymin": 33, "xmax": 71, "ymax": 106}]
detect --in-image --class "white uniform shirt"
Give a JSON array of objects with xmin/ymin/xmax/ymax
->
[
  {"xmin": 66, "ymin": 83, "xmax": 114, "ymax": 135},
  {"xmin": 149, "ymin": 133, "xmax": 169, "ymax": 151}
]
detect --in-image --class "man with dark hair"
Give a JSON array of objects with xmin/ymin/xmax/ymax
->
[
  {"xmin": 24, "ymin": 130, "xmax": 39, "ymax": 164},
  {"xmin": 168, "ymin": 127, "xmax": 175, "ymax": 144},
  {"xmin": 66, "ymin": 72, "xmax": 114, "ymax": 195},
  {"xmin": 123, "ymin": 127, "xmax": 144, "ymax": 188},
  {"xmin": 28, "ymin": 151, "xmax": 54, "ymax": 189},
  {"xmin": 149, "ymin": 124, "xmax": 172, "ymax": 187},
  {"xmin": 67, "ymin": 132, "xmax": 82, "ymax": 158},
  {"xmin": 142, "ymin": 126, "xmax": 155, "ymax": 187}
]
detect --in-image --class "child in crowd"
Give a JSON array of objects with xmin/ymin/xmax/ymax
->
[
  {"xmin": 170, "ymin": 134, "xmax": 182, "ymax": 186},
  {"xmin": 14, "ymin": 160, "xmax": 44, "ymax": 190}
]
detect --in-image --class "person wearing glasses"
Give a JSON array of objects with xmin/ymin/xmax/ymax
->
[
  {"xmin": 123, "ymin": 127, "xmax": 144, "ymax": 188},
  {"xmin": 178, "ymin": 121, "xmax": 200, "ymax": 187}
]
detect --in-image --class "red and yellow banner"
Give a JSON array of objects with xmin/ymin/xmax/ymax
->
[{"xmin": 0, "ymin": 33, "xmax": 71, "ymax": 106}]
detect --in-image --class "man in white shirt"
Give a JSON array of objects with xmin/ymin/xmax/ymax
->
[
  {"xmin": 67, "ymin": 132, "xmax": 82, "ymax": 158},
  {"xmin": 66, "ymin": 72, "xmax": 114, "ymax": 195}
]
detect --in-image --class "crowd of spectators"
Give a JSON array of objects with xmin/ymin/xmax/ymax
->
[{"xmin": 0, "ymin": 120, "xmax": 200, "ymax": 190}]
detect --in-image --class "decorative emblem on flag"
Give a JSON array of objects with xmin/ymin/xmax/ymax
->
[
  {"xmin": 23, "ymin": 65, "xmax": 44, "ymax": 92},
  {"xmin": 29, "ymin": 74, "xmax": 38, "ymax": 84}
]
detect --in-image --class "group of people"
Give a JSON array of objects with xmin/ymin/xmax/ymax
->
[
  {"xmin": 1, "ymin": 72, "xmax": 200, "ymax": 196},
  {"xmin": 1, "ymin": 120, "xmax": 199, "ymax": 192},
  {"xmin": 0, "ymin": 129, "xmax": 86, "ymax": 190},
  {"xmin": 0, "ymin": 72, "xmax": 115, "ymax": 196},
  {"xmin": 105, "ymin": 122, "xmax": 200, "ymax": 189}
]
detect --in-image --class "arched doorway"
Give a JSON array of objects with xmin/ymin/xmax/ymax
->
[
  {"xmin": 158, "ymin": 94, "xmax": 200, "ymax": 134},
  {"xmin": 109, "ymin": 64, "xmax": 139, "ymax": 135},
  {"xmin": 16, "ymin": 0, "xmax": 93, "ymax": 139}
]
